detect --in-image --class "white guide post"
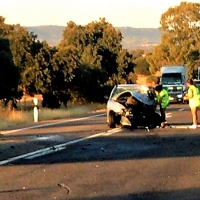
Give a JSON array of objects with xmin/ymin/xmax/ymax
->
[{"xmin": 33, "ymin": 97, "xmax": 38, "ymax": 122}]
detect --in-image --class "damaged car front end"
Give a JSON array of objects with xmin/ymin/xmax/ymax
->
[{"xmin": 106, "ymin": 84, "xmax": 161, "ymax": 130}]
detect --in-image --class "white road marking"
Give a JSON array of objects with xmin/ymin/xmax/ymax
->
[
  {"xmin": 171, "ymin": 124, "xmax": 200, "ymax": 129},
  {"xmin": 166, "ymin": 112, "xmax": 172, "ymax": 118},
  {"xmin": 103, "ymin": 128, "xmax": 121, "ymax": 136},
  {"xmin": 0, "ymin": 109, "xmax": 188, "ymax": 165},
  {"xmin": 0, "ymin": 113, "xmax": 106, "ymax": 135},
  {"xmin": 0, "ymin": 128, "xmax": 121, "ymax": 165},
  {"xmin": 171, "ymin": 125, "xmax": 189, "ymax": 129}
]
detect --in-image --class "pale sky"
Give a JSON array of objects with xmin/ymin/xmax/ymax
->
[{"xmin": 0, "ymin": 0, "xmax": 199, "ymax": 28}]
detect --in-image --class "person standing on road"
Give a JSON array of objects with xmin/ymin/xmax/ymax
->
[
  {"xmin": 154, "ymin": 84, "xmax": 170, "ymax": 128},
  {"xmin": 148, "ymin": 77, "xmax": 161, "ymax": 100},
  {"xmin": 151, "ymin": 77, "xmax": 160, "ymax": 88},
  {"xmin": 185, "ymin": 79, "xmax": 200, "ymax": 129}
]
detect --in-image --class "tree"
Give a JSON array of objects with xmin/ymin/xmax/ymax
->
[
  {"xmin": 134, "ymin": 56, "xmax": 150, "ymax": 75},
  {"xmin": 23, "ymin": 42, "xmax": 79, "ymax": 108},
  {"xmin": 0, "ymin": 16, "xmax": 136, "ymax": 106},
  {"xmin": 0, "ymin": 16, "xmax": 42, "ymax": 96},
  {"xmin": 58, "ymin": 18, "xmax": 135, "ymax": 102},
  {"xmin": 148, "ymin": 2, "xmax": 200, "ymax": 77},
  {"xmin": 0, "ymin": 37, "xmax": 20, "ymax": 108}
]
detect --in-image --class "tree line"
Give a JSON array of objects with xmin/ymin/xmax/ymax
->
[{"xmin": 0, "ymin": 2, "xmax": 200, "ymax": 109}]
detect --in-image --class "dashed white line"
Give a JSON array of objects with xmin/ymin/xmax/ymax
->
[{"xmin": 166, "ymin": 112, "xmax": 172, "ymax": 118}]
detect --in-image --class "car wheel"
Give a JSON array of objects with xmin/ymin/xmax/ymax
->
[{"xmin": 108, "ymin": 111, "xmax": 116, "ymax": 128}]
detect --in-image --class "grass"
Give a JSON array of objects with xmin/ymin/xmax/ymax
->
[
  {"xmin": 38, "ymin": 103, "xmax": 106, "ymax": 121},
  {"xmin": 0, "ymin": 102, "xmax": 106, "ymax": 130}
]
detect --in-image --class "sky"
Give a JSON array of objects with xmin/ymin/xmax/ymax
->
[{"xmin": 0, "ymin": 0, "xmax": 200, "ymax": 28}]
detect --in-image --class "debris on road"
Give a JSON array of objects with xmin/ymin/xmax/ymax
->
[{"xmin": 57, "ymin": 183, "xmax": 71, "ymax": 194}]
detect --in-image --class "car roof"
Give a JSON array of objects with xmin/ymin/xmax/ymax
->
[
  {"xmin": 116, "ymin": 84, "xmax": 147, "ymax": 87},
  {"xmin": 113, "ymin": 84, "xmax": 149, "ymax": 96}
]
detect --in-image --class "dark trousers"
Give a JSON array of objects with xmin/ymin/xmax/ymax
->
[{"xmin": 160, "ymin": 105, "xmax": 166, "ymax": 122}]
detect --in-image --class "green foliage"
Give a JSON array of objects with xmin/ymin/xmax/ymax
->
[
  {"xmin": 0, "ymin": 37, "xmax": 20, "ymax": 100},
  {"xmin": 58, "ymin": 18, "xmax": 135, "ymax": 102},
  {"xmin": 148, "ymin": 2, "xmax": 200, "ymax": 77},
  {"xmin": 2, "ymin": 3, "xmax": 200, "ymax": 108},
  {"xmin": 0, "ymin": 16, "xmax": 137, "ymax": 107},
  {"xmin": 134, "ymin": 57, "xmax": 150, "ymax": 75}
]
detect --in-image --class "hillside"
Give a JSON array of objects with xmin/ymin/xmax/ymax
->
[
  {"xmin": 117, "ymin": 27, "xmax": 161, "ymax": 50},
  {"xmin": 25, "ymin": 25, "xmax": 162, "ymax": 50}
]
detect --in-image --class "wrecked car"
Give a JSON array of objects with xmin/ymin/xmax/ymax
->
[{"xmin": 106, "ymin": 84, "xmax": 161, "ymax": 129}]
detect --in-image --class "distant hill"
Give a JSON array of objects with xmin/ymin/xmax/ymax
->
[
  {"xmin": 26, "ymin": 25, "xmax": 65, "ymax": 47},
  {"xmin": 117, "ymin": 27, "xmax": 161, "ymax": 50},
  {"xmin": 25, "ymin": 25, "xmax": 162, "ymax": 50}
]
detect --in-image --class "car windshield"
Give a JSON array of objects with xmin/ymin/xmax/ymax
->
[{"xmin": 110, "ymin": 84, "xmax": 149, "ymax": 100}]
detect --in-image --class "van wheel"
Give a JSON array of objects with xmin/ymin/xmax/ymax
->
[{"xmin": 108, "ymin": 111, "xmax": 116, "ymax": 128}]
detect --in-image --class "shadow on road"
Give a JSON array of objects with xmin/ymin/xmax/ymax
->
[
  {"xmin": 65, "ymin": 187, "xmax": 200, "ymax": 200},
  {"xmin": 8, "ymin": 129, "xmax": 200, "ymax": 165},
  {"xmin": 1, "ymin": 186, "xmax": 200, "ymax": 200}
]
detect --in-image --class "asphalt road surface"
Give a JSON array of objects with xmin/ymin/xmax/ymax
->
[{"xmin": 1, "ymin": 104, "xmax": 200, "ymax": 200}]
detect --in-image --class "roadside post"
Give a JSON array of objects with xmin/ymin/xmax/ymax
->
[{"xmin": 33, "ymin": 97, "xmax": 38, "ymax": 122}]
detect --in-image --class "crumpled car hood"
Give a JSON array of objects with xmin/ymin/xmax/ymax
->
[{"xmin": 132, "ymin": 92, "xmax": 156, "ymax": 106}]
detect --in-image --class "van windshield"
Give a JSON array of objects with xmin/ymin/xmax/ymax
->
[{"xmin": 162, "ymin": 73, "xmax": 182, "ymax": 85}]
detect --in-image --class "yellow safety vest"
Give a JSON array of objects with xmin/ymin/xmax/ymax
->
[
  {"xmin": 156, "ymin": 89, "xmax": 169, "ymax": 108},
  {"xmin": 188, "ymin": 85, "xmax": 200, "ymax": 108}
]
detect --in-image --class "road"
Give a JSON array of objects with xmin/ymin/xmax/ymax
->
[{"xmin": 1, "ymin": 104, "xmax": 200, "ymax": 200}]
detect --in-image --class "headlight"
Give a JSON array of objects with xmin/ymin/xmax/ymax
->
[{"xmin": 177, "ymin": 94, "xmax": 183, "ymax": 98}]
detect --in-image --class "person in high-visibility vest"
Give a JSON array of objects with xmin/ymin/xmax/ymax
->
[
  {"xmin": 151, "ymin": 77, "xmax": 160, "ymax": 88},
  {"xmin": 185, "ymin": 79, "xmax": 200, "ymax": 129},
  {"xmin": 154, "ymin": 84, "xmax": 170, "ymax": 128}
]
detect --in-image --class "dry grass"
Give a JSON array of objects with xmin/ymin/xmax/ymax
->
[
  {"xmin": 0, "ymin": 109, "xmax": 32, "ymax": 130},
  {"xmin": 38, "ymin": 103, "xmax": 106, "ymax": 121},
  {"xmin": 0, "ymin": 103, "xmax": 106, "ymax": 130}
]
